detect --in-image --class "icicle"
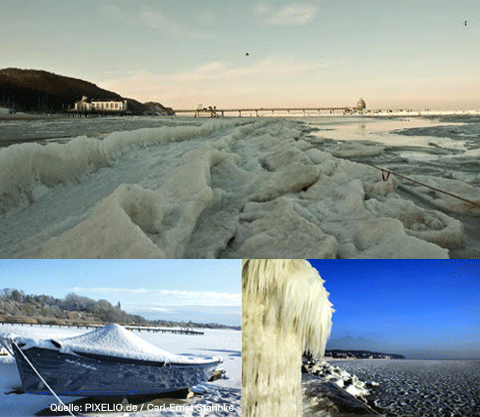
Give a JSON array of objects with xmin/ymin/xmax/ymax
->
[{"xmin": 242, "ymin": 259, "xmax": 334, "ymax": 417}]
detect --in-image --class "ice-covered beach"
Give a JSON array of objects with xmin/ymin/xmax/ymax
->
[
  {"xmin": 0, "ymin": 324, "xmax": 241, "ymax": 417},
  {"xmin": 1, "ymin": 114, "xmax": 479, "ymax": 258},
  {"xmin": 327, "ymin": 359, "xmax": 480, "ymax": 417}
]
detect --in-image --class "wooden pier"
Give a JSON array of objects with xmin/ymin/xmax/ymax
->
[
  {"xmin": 0, "ymin": 321, "xmax": 204, "ymax": 335},
  {"xmin": 174, "ymin": 106, "xmax": 355, "ymax": 118}
]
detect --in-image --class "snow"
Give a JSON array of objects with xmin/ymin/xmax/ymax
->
[
  {"xmin": 303, "ymin": 359, "xmax": 371, "ymax": 399},
  {"xmin": 0, "ymin": 324, "xmax": 241, "ymax": 417},
  {"xmin": 0, "ymin": 117, "xmax": 477, "ymax": 258},
  {"xmin": 242, "ymin": 260, "xmax": 333, "ymax": 417},
  {"xmin": 8, "ymin": 324, "xmax": 220, "ymax": 365}
]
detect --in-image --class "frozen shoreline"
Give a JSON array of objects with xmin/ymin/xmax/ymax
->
[
  {"xmin": 327, "ymin": 359, "xmax": 480, "ymax": 417},
  {"xmin": 0, "ymin": 116, "xmax": 478, "ymax": 258}
]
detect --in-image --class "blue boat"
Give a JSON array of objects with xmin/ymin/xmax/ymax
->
[{"xmin": 2, "ymin": 324, "xmax": 221, "ymax": 397}]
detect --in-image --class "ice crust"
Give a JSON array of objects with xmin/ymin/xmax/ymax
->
[
  {"xmin": 242, "ymin": 260, "xmax": 333, "ymax": 417},
  {"xmin": 0, "ymin": 118, "xmax": 474, "ymax": 258},
  {"xmin": 328, "ymin": 359, "xmax": 480, "ymax": 417},
  {"xmin": 10, "ymin": 324, "xmax": 219, "ymax": 364}
]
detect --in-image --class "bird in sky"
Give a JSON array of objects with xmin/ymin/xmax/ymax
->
[
  {"xmin": 464, "ymin": 20, "xmax": 467, "ymax": 26},
  {"xmin": 246, "ymin": 52, "xmax": 250, "ymax": 56}
]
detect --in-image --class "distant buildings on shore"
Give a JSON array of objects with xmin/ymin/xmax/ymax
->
[
  {"xmin": 324, "ymin": 349, "xmax": 405, "ymax": 360},
  {"xmin": 74, "ymin": 96, "xmax": 128, "ymax": 113}
]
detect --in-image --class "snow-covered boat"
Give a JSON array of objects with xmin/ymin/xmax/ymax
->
[{"xmin": 0, "ymin": 324, "xmax": 221, "ymax": 397}]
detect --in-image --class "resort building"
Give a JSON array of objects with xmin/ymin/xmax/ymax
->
[{"xmin": 74, "ymin": 96, "xmax": 128, "ymax": 113}]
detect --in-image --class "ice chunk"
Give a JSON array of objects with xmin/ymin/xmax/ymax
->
[
  {"xmin": 225, "ymin": 198, "xmax": 337, "ymax": 258},
  {"xmin": 365, "ymin": 198, "xmax": 465, "ymax": 249},
  {"xmin": 353, "ymin": 218, "xmax": 449, "ymax": 258},
  {"xmin": 326, "ymin": 141, "xmax": 385, "ymax": 158},
  {"xmin": 21, "ymin": 183, "xmax": 167, "ymax": 258},
  {"xmin": 20, "ymin": 145, "xmax": 232, "ymax": 258}
]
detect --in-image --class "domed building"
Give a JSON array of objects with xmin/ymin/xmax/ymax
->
[{"xmin": 356, "ymin": 97, "xmax": 366, "ymax": 110}]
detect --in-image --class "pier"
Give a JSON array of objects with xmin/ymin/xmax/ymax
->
[
  {"xmin": 174, "ymin": 106, "xmax": 355, "ymax": 118},
  {"xmin": 0, "ymin": 321, "xmax": 204, "ymax": 335}
]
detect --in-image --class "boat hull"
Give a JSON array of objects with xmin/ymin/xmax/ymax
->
[{"xmin": 12, "ymin": 344, "xmax": 220, "ymax": 397}]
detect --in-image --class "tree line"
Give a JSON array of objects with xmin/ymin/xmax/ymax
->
[{"xmin": 0, "ymin": 288, "xmax": 239, "ymax": 330}]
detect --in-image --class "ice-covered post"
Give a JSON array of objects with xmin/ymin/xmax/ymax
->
[{"xmin": 242, "ymin": 259, "xmax": 333, "ymax": 417}]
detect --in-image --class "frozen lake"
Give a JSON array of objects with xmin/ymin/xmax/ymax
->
[
  {"xmin": 328, "ymin": 359, "xmax": 480, "ymax": 417},
  {"xmin": 1, "ymin": 115, "xmax": 479, "ymax": 258},
  {"xmin": 0, "ymin": 324, "xmax": 241, "ymax": 416}
]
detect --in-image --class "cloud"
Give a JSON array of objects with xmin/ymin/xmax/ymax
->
[
  {"xmin": 129, "ymin": 305, "xmax": 175, "ymax": 314},
  {"xmin": 125, "ymin": 303, "xmax": 241, "ymax": 326},
  {"xmin": 140, "ymin": 9, "xmax": 211, "ymax": 39},
  {"xmin": 254, "ymin": 2, "xmax": 273, "ymax": 15},
  {"xmin": 69, "ymin": 287, "xmax": 241, "ymax": 306},
  {"xmin": 99, "ymin": 4, "xmax": 138, "ymax": 25},
  {"xmin": 262, "ymin": 3, "xmax": 319, "ymax": 26},
  {"xmin": 199, "ymin": 12, "xmax": 216, "ymax": 27},
  {"xmin": 104, "ymin": 55, "xmax": 330, "ymax": 83},
  {"xmin": 99, "ymin": 4, "xmax": 211, "ymax": 39},
  {"xmin": 97, "ymin": 55, "xmax": 334, "ymax": 106}
]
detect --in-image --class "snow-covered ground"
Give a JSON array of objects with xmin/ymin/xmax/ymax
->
[
  {"xmin": 0, "ymin": 324, "xmax": 241, "ymax": 417},
  {"xmin": 1, "ymin": 116, "xmax": 479, "ymax": 258}
]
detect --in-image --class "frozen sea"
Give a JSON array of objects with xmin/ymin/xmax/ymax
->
[
  {"xmin": 1, "ymin": 114, "xmax": 479, "ymax": 258},
  {"xmin": 328, "ymin": 359, "xmax": 480, "ymax": 417},
  {"xmin": 0, "ymin": 324, "xmax": 241, "ymax": 417}
]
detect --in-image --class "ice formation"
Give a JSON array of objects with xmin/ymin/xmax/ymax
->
[
  {"xmin": 1, "ymin": 118, "xmax": 477, "ymax": 258},
  {"xmin": 242, "ymin": 259, "xmax": 333, "ymax": 417}
]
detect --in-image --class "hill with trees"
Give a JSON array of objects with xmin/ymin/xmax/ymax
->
[
  {"xmin": 0, "ymin": 68, "xmax": 173, "ymax": 115},
  {"xmin": 0, "ymin": 288, "xmax": 238, "ymax": 330}
]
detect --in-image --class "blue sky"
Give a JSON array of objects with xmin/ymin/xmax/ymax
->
[
  {"xmin": 1, "ymin": 259, "xmax": 479, "ymax": 358},
  {"xmin": 2, "ymin": 1, "xmax": 480, "ymax": 109},
  {"xmin": 308, "ymin": 260, "xmax": 480, "ymax": 359},
  {"xmin": 0, "ymin": 260, "xmax": 241, "ymax": 326}
]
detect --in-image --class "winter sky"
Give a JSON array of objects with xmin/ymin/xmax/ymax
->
[
  {"xmin": 2, "ymin": 0, "xmax": 480, "ymax": 110},
  {"xmin": 0, "ymin": 260, "xmax": 241, "ymax": 326},
  {"xmin": 309, "ymin": 259, "xmax": 480, "ymax": 360}
]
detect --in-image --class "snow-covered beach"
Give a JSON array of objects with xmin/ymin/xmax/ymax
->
[
  {"xmin": 1, "ymin": 114, "xmax": 479, "ymax": 258},
  {"xmin": 0, "ymin": 324, "xmax": 240, "ymax": 417}
]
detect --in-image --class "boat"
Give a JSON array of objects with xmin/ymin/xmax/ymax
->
[{"xmin": 0, "ymin": 324, "xmax": 222, "ymax": 397}]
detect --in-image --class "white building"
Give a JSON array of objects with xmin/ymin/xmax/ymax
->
[{"xmin": 74, "ymin": 96, "xmax": 128, "ymax": 112}]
